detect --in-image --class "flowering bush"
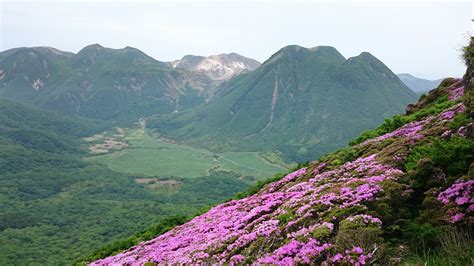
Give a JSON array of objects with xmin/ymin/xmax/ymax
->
[
  {"xmin": 437, "ymin": 179, "xmax": 474, "ymax": 223},
  {"xmin": 91, "ymin": 154, "xmax": 405, "ymax": 265},
  {"xmin": 90, "ymin": 76, "xmax": 472, "ymax": 265}
]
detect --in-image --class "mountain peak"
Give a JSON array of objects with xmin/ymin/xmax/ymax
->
[
  {"xmin": 73, "ymin": 44, "xmax": 165, "ymax": 69},
  {"xmin": 170, "ymin": 53, "xmax": 261, "ymax": 80},
  {"xmin": 265, "ymin": 45, "xmax": 345, "ymax": 66},
  {"xmin": 76, "ymin": 44, "xmax": 106, "ymax": 57},
  {"xmin": 85, "ymin": 43, "xmax": 104, "ymax": 49}
]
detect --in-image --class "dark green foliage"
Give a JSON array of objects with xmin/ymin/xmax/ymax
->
[
  {"xmin": 335, "ymin": 219, "xmax": 384, "ymax": 257},
  {"xmin": 403, "ymin": 222, "xmax": 440, "ymax": 257},
  {"xmin": 448, "ymin": 111, "xmax": 470, "ymax": 131},
  {"xmin": 277, "ymin": 209, "xmax": 296, "ymax": 226},
  {"xmin": 405, "ymin": 136, "xmax": 474, "ymax": 178},
  {"xmin": 78, "ymin": 215, "xmax": 189, "ymax": 263}
]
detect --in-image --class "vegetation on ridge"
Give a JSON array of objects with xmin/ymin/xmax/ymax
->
[{"xmin": 87, "ymin": 50, "xmax": 473, "ymax": 264}]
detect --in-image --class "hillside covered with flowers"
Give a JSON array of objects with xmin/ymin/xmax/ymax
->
[{"xmin": 89, "ymin": 40, "xmax": 474, "ymax": 265}]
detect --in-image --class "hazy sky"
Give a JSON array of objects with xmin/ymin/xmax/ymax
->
[{"xmin": 1, "ymin": 1, "xmax": 472, "ymax": 79}]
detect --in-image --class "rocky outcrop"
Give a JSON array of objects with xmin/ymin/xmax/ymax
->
[{"xmin": 170, "ymin": 53, "xmax": 261, "ymax": 81}]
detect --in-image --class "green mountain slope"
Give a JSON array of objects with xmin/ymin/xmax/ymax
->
[
  {"xmin": 0, "ymin": 44, "xmax": 218, "ymax": 122},
  {"xmin": 87, "ymin": 39, "xmax": 473, "ymax": 265},
  {"xmin": 150, "ymin": 45, "xmax": 417, "ymax": 162}
]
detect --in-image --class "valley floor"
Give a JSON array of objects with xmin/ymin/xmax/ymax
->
[{"xmin": 85, "ymin": 127, "xmax": 288, "ymax": 181}]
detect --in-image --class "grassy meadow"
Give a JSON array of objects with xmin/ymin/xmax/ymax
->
[{"xmin": 85, "ymin": 128, "xmax": 288, "ymax": 181}]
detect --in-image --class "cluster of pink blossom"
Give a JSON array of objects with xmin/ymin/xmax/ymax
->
[
  {"xmin": 362, "ymin": 120, "xmax": 425, "ymax": 145},
  {"xmin": 437, "ymin": 179, "xmax": 474, "ymax": 223},
  {"xmin": 257, "ymin": 238, "xmax": 332, "ymax": 264},
  {"xmin": 92, "ymin": 154, "xmax": 405, "ymax": 265},
  {"xmin": 346, "ymin": 214, "xmax": 382, "ymax": 227},
  {"xmin": 287, "ymin": 222, "xmax": 334, "ymax": 239},
  {"xmin": 441, "ymin": 129, "xmax": 452, "ymax": 138},
  {"xmin": 439, "ymin": 103, "xmax": 466, "ymax": 122},
  {"xmin": 266, "ymin": 167, "xmax": 307, "ymax": 192},
  {"xmin": 447, "ymin": 79, "xmax": 464, "ymax": 101},
  {"xmin": 456, "ymin": 123, "xmax": 471, "ymax": 137},
  {"xmin": 362, "ymin": 102, "xmax": 466, "ymax": 146},
  {"xmin": 326, "ymin": 247, "xmax": 373, "ymax": 266}
]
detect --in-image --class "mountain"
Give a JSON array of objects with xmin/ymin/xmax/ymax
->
[
  {"xmin": 170, "ymin": 53, "xmax": 261, "ymax": 81},
  {"xmin": 397, "ymin": 73, "xmax": 443, "ymax": 93},
  {"xmin": 89, "ymin": 57, "xmax": 473, "ymax": 265},
  {"xmin": 150, "ymin": 45, "xmax": 418, "ymax": 162},
  {"xmin": 0, "ymin": 44, "xmax": 219, "ymax": 122}
]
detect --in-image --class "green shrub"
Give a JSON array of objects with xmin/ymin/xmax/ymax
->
[
  {"xmin": 405, "ymin": 136, "xmax": 474, "ymax": 178},
  {"xmin": 78, "ymin": 215, "xmax": 188, "ymax": 263}
]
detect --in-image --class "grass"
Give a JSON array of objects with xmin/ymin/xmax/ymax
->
[{"xmin": 86, "ymin": 128, "xmax": 287, "ymax": 180}]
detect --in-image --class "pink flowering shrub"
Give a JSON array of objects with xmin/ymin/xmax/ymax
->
[
  {"xmin": 91, "ymin": 154, "xmax": 406, "ymax": 265},
  {"xmin": 437, "ymin": 179, "xmax": 474, "ymax": 223},
  {"xmin": 447, "ymin": 79, "xmax": 464, "ymax": 101},
  {"xmin": 362, "ymin": 103, "xmax": 466, "ymax": 146},
  {"xmin": 90, "ymin": 79, "xmax": 472, "ymax": 265}
]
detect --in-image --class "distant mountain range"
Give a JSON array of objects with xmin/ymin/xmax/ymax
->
[
  {"xmin": 169, "ymin": 53, "xmax": 261, "ymax": 81},
  {"xmin": 0, "ymin": 43, "xmax": 418, "ymax": 162},
  {"xmin": 151, "ymin": 45, "xmax": 417, "ymax": 162},
  {"xmin": 397, "ymin": 73, "xmax": 443, "ymax": 93},
  {"xmin": 0, "ymin": 45, "xmax": 263, "ymax": 122},
  {"xmin": 0, "ymin": 44, "xmax": 219, "ymax": 121}
]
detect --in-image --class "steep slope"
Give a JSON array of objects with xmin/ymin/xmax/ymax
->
[
  {"xmin": 397, "ymin": 73, "xmax": 443, "ymax": 93},
  {"xmin": 151, "ymin": 45, "xmax": 417, "ymax": 162},
  {"xmin": 90, "ymin": 65, "xmax": 473, "ymax": 265},
  {"xmin": 0, "ymin": 44, "xmax": 218, "ymax": 122},
  {"xmin": 170, "ymin": 53, "xmax": 261, "ymax": 81}
]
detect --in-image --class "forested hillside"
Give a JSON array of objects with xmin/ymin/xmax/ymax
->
[{"xmin": 0, "ymin": 99, "xmax": 248, "ymax": 264}]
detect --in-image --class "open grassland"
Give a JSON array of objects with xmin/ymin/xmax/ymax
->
[{"xmin": 86, "ymin": 128, "xmax": 287, "ymax": 181}]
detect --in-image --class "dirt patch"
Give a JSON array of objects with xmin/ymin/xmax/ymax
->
[
  {"xmin": 85, "ymin": 128, "xmax": 129, "ymax": 154},
  {"xmin": 84, "ymin": 134, "xmax": 105, "ymax": 142}
]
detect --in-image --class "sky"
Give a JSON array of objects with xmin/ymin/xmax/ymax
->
[{"xmin": 0, "ymin": 0, "xmax": 472, "ymax": 79}]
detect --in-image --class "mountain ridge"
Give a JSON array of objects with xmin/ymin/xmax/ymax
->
[
  {"xmin": 150, "ymin": 45, "xmax": 417, "ymax": 162},
  {"xmin": 0, "ymin": 44, "xmax": 219, "ymax": 122},
  {"xmin": 397, "ymin": 73, "xmax": 443, "ymax": 93}
]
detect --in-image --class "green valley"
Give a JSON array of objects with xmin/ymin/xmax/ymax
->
[{"xmin": 85, "ymin": 127, "xmax": 288, "ymax": 180}]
